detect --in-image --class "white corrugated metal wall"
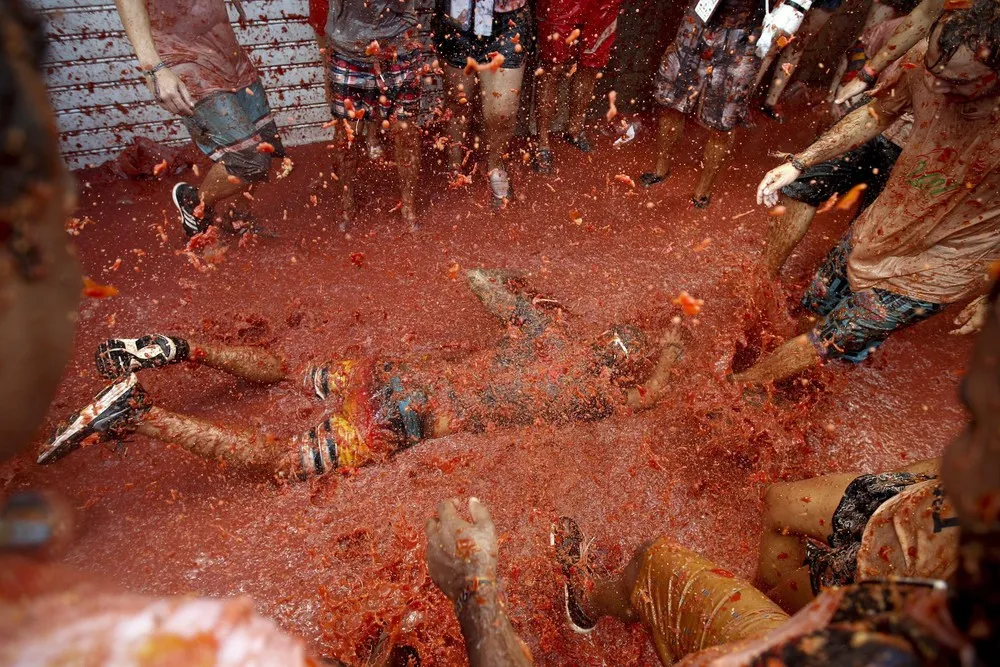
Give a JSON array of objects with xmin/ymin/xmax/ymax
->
[{"xmin": 34, "ymin": 0, "xmax": 328, "ymax": 170}]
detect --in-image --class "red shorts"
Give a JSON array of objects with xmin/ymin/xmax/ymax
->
[{"xmin": 537, "ymin": 0, "xmax": 624, "ymax": 70}]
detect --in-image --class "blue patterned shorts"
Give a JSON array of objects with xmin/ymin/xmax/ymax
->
[{"xmin": 804, "ymin": 234, "xmax": 944, "ymax": 363}]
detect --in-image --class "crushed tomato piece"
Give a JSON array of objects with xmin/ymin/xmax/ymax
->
[
  {"xmin": 672, "ymin": 291, "xmax": 704, "ymax": 316},
  {"xmin": 82, "ymin": 277, "xmax": 119, "ymax": 298}
]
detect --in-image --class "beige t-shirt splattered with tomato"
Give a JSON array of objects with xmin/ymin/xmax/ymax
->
[{"xmin": 848, "ymin": 44, "xmax": 1000, "ymax": 304}]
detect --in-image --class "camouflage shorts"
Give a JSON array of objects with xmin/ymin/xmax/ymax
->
[{"xmin": 652, "ymin": 10, "xmax": 762, "ymax": 132}]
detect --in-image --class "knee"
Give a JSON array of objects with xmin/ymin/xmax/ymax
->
[{"xmin": 763, "ymin": 483, "xmax": 790, "ymax": 530}]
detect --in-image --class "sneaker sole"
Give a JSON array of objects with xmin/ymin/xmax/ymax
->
[
  {"xmin": 38, "ymin": 376, "xmax": 138, "ymax": 464},
  {"xmin": 550, "ymin": 518, "xmax": 597, "ymax": 634},
  {"xmin": 563, "ymin": 582, "xmax": 596, "ymax": 635},
  {"xmin": 172, "ymin": 183, "xmax": 203, "ymax": 236},
  {"xmin": 96, "ymin": 335, "xmax": 179, "ymax": 379}
]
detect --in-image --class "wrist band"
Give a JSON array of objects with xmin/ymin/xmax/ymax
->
[
  {"xmin": 142, "ymin": 62, "xmax": 167, "ymax": 77},
  {"xmin": 455, "ymin": 576, "xmax": 498, "ymax": 613},
  {"xmin": 788, "ymin": 155, "xmax": 807, "ymax": 171},
  {"xmin": 857, "ymin": 63, "xmax": 878, "ymax": 86}
]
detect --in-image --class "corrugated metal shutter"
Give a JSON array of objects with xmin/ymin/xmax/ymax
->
[{"xmin": 33, "ymin": 0, "xmax": 329, "ymax": 170}]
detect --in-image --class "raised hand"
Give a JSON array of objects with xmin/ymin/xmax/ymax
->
[{"xmin": 425, "ymin": 497, "xmax": 498, "ymax": 603}]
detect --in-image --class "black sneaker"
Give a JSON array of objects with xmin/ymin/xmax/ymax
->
[
  {"xmin": 564, "ymin": 132, "xmax": 592, "ymax": 153},
  {"xmin": 38, "ymin": 374, "xmax": 151, "ymax": 464},
  {"xmin": 534, "ymin": 148, "xmax": 553, "ymax": 174},
  {"xmin": 172, "ymin": 182, "xmax": 210, "ymax": 236},
  {"xmin": 95, "ymin": 335, "xmax": 189, "ymax": 379},
  {"xmin": 551, "ymin": 516, "xmax": 597, "ymax": 634}
]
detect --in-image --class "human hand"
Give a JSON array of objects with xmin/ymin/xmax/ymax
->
[
  {"xmin": 950, "ymin": 295, "xmax": 988, "ymax": 335},
  {"xmin": 148, "ymin": 68, "xmax": 195, "ymax": 116},
  {"xmin": 425, "ymin": 497, "xmax": 498, "ymax": 604},
  {"xmin": 757, "ymin": 163, "xmax": 801, "ymax": 207},
  {"xmin": 834, "ymin": 77, "xmax": 869, "ymax": 106}
]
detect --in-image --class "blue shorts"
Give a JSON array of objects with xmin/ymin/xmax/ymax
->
[
  {"xmin": 181, "ymin": 80, "xmax": 284, "ymax": 182},
  {"xmin": 804, "ymin": 235, "xmax": 944, "ymax": 363}
]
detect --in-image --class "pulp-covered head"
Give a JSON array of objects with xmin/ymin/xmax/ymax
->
[
  {"xmin": 592, "ymin": 324, "xmax": 656, "ymax": 384},
  {"xmin": 923, "ymin": 0, "xmax": 1000, "ymax": 99}
]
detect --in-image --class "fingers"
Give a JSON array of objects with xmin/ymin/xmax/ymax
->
[
  {"xmin": 437, "ymin": 498, "xmax": 460, "ymax": 526},
  {"xmin": 425, "ymin": 516, "xmax": 440, "ymax": 542},
  {"xmin": 757, "ymin": 169, "xmax": 781, "ymax": 206},
  {"xmin": 468, "ymin": 497, "xmax": 495, "ymax": 536},
  {"xmin": 178, "ymin": 82, "xmax": 196, "ymax": 116},
  {"xmin": 435, "ymin": 498, "xmax": 462, "ymax": 550}
]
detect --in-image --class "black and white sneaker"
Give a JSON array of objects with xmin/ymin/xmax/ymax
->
[
  {"xmin": 551, "ymin": 516, "xmax": 598, "ymax": 634},
  {"xmin": 95, "ymin": 335, "xmax": 189, "ymax": 379},
  {"xmin": 38, "ymin": 374, "xmax": 151, "ymax": 464},
  {"xmin": 172, "ymin": 182, "xmax": 210, "ymax": 236}
]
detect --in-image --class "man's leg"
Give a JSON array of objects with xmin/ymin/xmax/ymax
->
[
  {"xmin": 730, "ymin": 334, "xmax": 821, "ymax": 385},
  {"xmin": 640, "ymin": 107, "xmax": 685, "ymax": 185},
  {"xmin": 197, "ymin": 161, "xmax": 248, "ymax": 209},
  {"xmin": 734, "ymin": 285, "xmax": 946, "ymax": 386},
  {"xmin": 764, "ymin": 197, "xmax": 818, "ymax": 278},
  {"xmin": 137, "ymin": 407, "xmax": 375, "ymax": 480},
  {"xmin": 691, "ymin": 128, "xmax": 735, "ymax": 205},
  {"xmin": 464, "ymin": 268, "xmax": 549, "ymax": 331},
  {"xmin": 42, "ymin": 370, "xmax": 376, "ymax": 479},
  {"xmin": 95, "ymin": 335, "xmax": 286, "ymax": 384},
  {"xmin": 175, "ymin": 82, "xmax": 281, "ymax": 235},
  {"xmin": 392, "ymin": 120, "xmax": 421, "ymax": 230},
  {"xmin": 555, "ymin": 520, "xmax": 789, "ymax": 665},
  {"xmin": 331, "ymin": 121, "xmax": 360, "ymax": 231},
  {"xmin": 479, "ymin": 65, "xmax": 525, "ymax": 202},
  {"xmin": 566, "ymin": 66, "xmax": 599, "ymax": 141},
  {"xmin": 756, "ymin": 473, "xmax": 856, "ymax": 611},
  {"xmin": 442, "ymin": 65, "xmax": 477, "ymax": 171},
  {"xmin": 733, "ymin": 234, "xmax": 853, "ymax": 385},
  {"xmin": 533, "ymin": 63, "xmax": 566, "ymax": 172},
  {"xmin": 763, "ymin": 9, "xmax": 834, "ymax": 114}
]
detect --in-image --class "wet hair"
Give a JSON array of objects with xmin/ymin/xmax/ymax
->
[
  {"xmin": 0, "ymin": 0, "xmax": 54, "ymax": 208},
  {"xmin": 593, "ymin": 324, "xmax": 654, "ymax": 382},
  {"xmin": 933, "ymin": 0, "xmax": 1000, "ymax": 72}
]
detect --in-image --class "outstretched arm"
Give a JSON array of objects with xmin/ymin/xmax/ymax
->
[
  {"xmin": 835, "ymin": 0, "xmax": 944, "ymax": 103},
  {"xmin": 114, "ymin": 0, "xmax": 195, "ymax": 115},
  {"xmin": 757, "ymin": 98, "xmax": 901, "ymax": 207},
  {"xmin": 426, "ymin": 498, "xmax": 533, "ymax": 667},
  {"xmin": 625, "ymin": 330, "xmax": 683, "ymax": 410}
]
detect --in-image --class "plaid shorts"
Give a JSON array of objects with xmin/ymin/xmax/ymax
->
[
  {"xmin": 327, "ymin": 49, "xmax": 425, "ymax": 124},
  {"xmin": 804, "ymin": 234, "xmax": 945, "ymax": 363},
  {"xmin": 181, "ymin": 79, "xmax": 284, "ymax": 181},
  {"xmin": 653, "ymin": 10, "xmax": 762, "ymax": 132}
]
